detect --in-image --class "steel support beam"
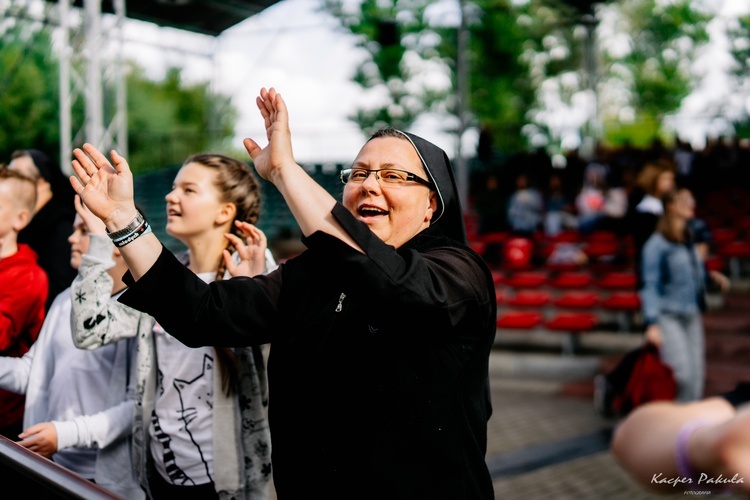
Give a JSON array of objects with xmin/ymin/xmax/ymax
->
[{"xmin": 57, "ymin": 0, "xmax": 126, "ymax": 174}]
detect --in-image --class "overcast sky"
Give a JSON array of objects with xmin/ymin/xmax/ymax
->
[
  {"xmin": 21, "ymin": 0, "xmax": 749, "ymax": 162},
  {"xmin": 120, "ymin": 0, "xmax": 750, "ymax": 161},
  {"xmin": 119, "ymin": 0, "xmax": 465, "ymax": 164}
]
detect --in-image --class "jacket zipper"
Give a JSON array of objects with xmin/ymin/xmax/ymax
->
[{"xmin": 335, "ymin": 292, "xmax": 346, "ymax": 312}]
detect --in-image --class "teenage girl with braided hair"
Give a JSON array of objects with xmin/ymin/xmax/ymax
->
[{"xmin": 70, "ymin": 153, "xmax": 276, "ymax": 500}]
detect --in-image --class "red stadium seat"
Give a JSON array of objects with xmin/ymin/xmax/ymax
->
[
  {"xmin": 497, "ymin": 311, "xmax": 543, "ymax": 330},
  {"xmin": 548, "ymin": 271, "xmax": 593, "ymax": 289},
  {"xmin": 506, "ymin": 290, "xmax": 552, "ymax": 308},
  {"xmin": 544, "ymin": 312, "xmax": 599, "ymax": 355},
  {"xmin": 553, "ymin": 291, "xmax": 599, "ymax": 309},
  {"xmin": 600, "ymin": 292, "xmax": 642, "ymax": 332},
  {"xmin": 491, "ymin": 270, "xmax": 504, "ymax": 285},
  {"xmin": 596, "ymin": 271, "xmax": 637, "ymax": 290},
  {"xmin": 711, "ymin": 228, "xmax": 739, "ymax": 246},
  {"xmin": 600, "ymin": 292, "xmax": 641, "ymax": 311},
  {"xmin": 715, "ymin": 241, "xmax": 750, "ymax": 280},
  {"xmin": 705, "ymin": 256, "xmax": 725, "ymax": 273},
  {"xmin": 503, "ymin": 237, "xmax": 534, "ymax": 271},
  {"xmin": 503, "ymin": 271, "xmax": 548, "ymax": 289}
]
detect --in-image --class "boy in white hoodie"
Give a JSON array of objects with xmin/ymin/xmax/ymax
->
[{"xmin": 0, "ymin": 194, "xmax": 142, "ymax": 499}]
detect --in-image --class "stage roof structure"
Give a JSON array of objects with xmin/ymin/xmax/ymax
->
[
  {"xmin": 42, "ymin": 0, "xmax": 282, "ymax": 173},
  {"xmin": 53, "ymin": 0, "xmax": 282, "ymax": 36}
]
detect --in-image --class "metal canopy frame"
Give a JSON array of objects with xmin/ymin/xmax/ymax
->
[
  {"xmin": 55, "ymin": 0, "xmax": 126, "ymax": 172},
  {"xmin": 46, "ymin": 0, "xmax": 281, "ymax": 172},
  {"xmin": 76, "ymin": 0, "xmax": 282, "ymax": 37}
]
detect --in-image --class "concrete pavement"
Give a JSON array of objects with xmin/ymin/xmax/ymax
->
[{"xmin": 487, "ymin": 327, "xmax": 747, "ymax": 500}]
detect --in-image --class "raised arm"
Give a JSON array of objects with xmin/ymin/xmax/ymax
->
[
  {"xmin": 69, "ymin": 145, "xmax": 161, "ymax": 280},
  {"xmin": 68, "ymin": 195, "xmax": 144, "ymax": 348},
  {"xmin": 70, "ymin": 232, "xmax": 145, "ymax": 349},
  {"xmin": 611, "ymin": 398, "xmax": 750, "ymax": 493},
  {"xmin": 243, "ymin": 87, "xmax": 360, "ymax": 250}
]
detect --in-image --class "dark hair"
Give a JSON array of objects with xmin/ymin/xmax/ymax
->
[{"xmin": 368, "ymin": 127, "xmax": 406, "ymax": 141}]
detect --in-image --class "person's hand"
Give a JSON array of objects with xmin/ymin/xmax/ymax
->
[
  {"xmin": 693, "ymin": 403, "xmax": 750, "ymax": 491},
  {"xmin": 645, "ymin": 324, "xmax": 662, "ymax": 347},
  {"xmin": 17, "ymin": 422, "xmax": 58, "ymax": 458},
  {"xmin": 243, "ymin": 87, "xmax": 296, "ymax": 184},
  {"xmin": 69, "ymin": 144, "xmax": 138, "ymax": 231},
  {"xmin": 709, "ymin": 270, "xmax": 731, "ymax": 294},
  {"xmin": 74, "ymin": 194, "xmax": 107, "ymax": 235},
  {"xmin": 223, "ymin": 221, "xmax": 269, "ymax": 278}
]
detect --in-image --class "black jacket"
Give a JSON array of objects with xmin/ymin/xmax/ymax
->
[
  {"xmin": 16, "ymin": 150, "xmax": 77, "ymax": 311},
  {"xmin": 18, "ymin": 199, "xmax": 76, "ymax": 311},
  {"xmin": 121, "ymin": 203, "xmax": 496, "ymax": 500}
]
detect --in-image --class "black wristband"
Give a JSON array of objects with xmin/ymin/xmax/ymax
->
[{"xmin": 106, "ymin": 212, "xmax": 145, "ymax": 240}]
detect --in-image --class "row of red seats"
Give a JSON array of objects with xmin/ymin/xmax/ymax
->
[
  {"xmin": 494, "ymin": 269, "xmax": 641, "ymax": 355},
  {"xmin": 470, "ymin": 229, "xmax": 635, "ymax": 276},
  {"xmin": 493, "ymin": 269, "xmax": 636, "ymax": 289}
]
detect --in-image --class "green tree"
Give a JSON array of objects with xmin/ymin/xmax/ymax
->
[
  {"xmin": 726, "ymin": 12, "xmax": 750, "ymax": 135},
  {"xmin": 323, "ymin": 0, "xmax": 711, "ymax": 155},
  {"xmin": 0, "ymin": 15, "xmax": 236, "ymax": 170},
  {"xmin": 603, "ymin": 0, "xmax": 710, "ymax": 145},
  {"xmin": 522, "ymin": 0, "xmax": 709, "ymax": 149},
  {"xmin": 322, "ymin": 0, "xmax": 448, "ymax": 136},
  {"xmin": 126, "ymin": 65, "xmax": 238, "ymax": 173},
  {"xmin": 0, "ymin": 23, "xmax": 63, "ymax": 163},
  {"xmin": 322, "ymin": 0, "xmax": 535, "ymax": 152},
  {"xmin": 465, "ymin": 1, "xmax": 537, "ymax": 152}
]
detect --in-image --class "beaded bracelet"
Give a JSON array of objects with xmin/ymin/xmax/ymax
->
[
  {"xmin": 676, "ymin": 419, "xmax": 717, "ymax": 490},
  {"xmin": 106, "ymin": 212, "xmax": 145, "ymax": 241},
  {"xmin": 112, "ymin": 220, "xmax": 151, "ymax": 248}
]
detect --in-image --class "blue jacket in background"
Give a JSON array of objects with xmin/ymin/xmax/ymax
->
[{"xmin": 639, "ymin": 232, "xmax": 706, "ymax": 325}]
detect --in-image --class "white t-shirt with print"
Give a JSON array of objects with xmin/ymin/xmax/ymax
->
[{"xmin": 149, "ymin": 271, "xmax": 216, "ymax": 486}]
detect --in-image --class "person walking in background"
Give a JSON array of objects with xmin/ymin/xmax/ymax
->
[
  {"xmin": 71, "ymin": 153, "xmax": 276, "ymax": 500},
  {"xmin": 69, "ymin": 87, "xmax": 497, "ymax": 500},
  {"xmin": 0, "ymin": 168, "xmax": 48, "ymax": 440},
  {"xmin": 0, "ymin": 195, "xmax": 142, "ymax": 498},
  {"xmin": 8, "ymin": 150, "xmax": 77, "ymax": 311},
  {"xmin": 640, "ymin": 187, "xmax": 708, "ymax": 402}
]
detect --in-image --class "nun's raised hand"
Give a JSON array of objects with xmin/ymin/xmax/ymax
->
[
  {"xmin": 243, "ymin": 87, "xmax": 296, "ymax": 184},
  {"xmin": 223, "ymin": 221, "xmax": 269, "ymax": 278},
  {"xmin": 69, "ymin": 143, "xmax": 137, "ymax": 228}
]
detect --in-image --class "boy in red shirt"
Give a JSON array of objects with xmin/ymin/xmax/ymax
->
[{"xmin": 0, "ymin": 167, "xmax": 48, "ymax": 439}]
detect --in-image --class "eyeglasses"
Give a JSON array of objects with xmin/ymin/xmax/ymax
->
[{"xmin": 340, "ymin": 168, "xmax": 433, "ymax": 188}]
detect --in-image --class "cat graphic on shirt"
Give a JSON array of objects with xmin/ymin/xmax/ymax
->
[{"xmin": 153, "ymin": 353, "xmax": 214, "ymax": 485}]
